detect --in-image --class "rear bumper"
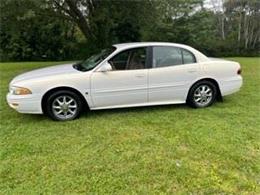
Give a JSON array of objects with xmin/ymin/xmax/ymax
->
[
  {"xmin": 220, "ymin": 76, "xmax": 243, "ymax": 96},
  {"xmin": 6, "ymin": 93, "xmax": 43, "ymax": 114}
]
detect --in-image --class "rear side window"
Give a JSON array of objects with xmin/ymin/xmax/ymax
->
[
  {"xmin": 153, "ymin": 47, "xmax": 182, "ymax": 68},
  {"xmin": 153, "ymin": 46, "xmax": 196, "ymax": 68}
]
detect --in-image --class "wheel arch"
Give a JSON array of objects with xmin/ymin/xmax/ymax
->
[
  {"xmin": 41, "ymin": 86, "xmax": 89, "ymax": 114},
  {"xmin": 187, "ymin": 78, "xmax": 222, "ymax": 101}
]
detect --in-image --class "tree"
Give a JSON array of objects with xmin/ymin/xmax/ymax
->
[
  {"xmin": 209, "ymin": 0, "xmax": 260, "ymax": 54},
  {"xmin": 50, "ymin": 0, "xmax": 94, "ymax": 39},
  {"xmin": 1, "ymin": 0, "xmax": 259, "ymax": 61},
  {"xmin": 224, "ymin": 0, "xmax": 260, "ymax": 51},
  {"xmin": 0, "ymin": 0, "xmax": 82, "ymax": 61},
  {"xmin": 49, "ymin": 0, "xmax": 156, "ymax": 50}
]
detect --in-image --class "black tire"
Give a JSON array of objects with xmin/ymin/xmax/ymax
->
[
  {"xmin": 45, "ymin": 90, "xmax": 83, "ymax": 121},
  {"xmin": 187, "ymin": 81, "xmax": 217, "ymax": 108}
]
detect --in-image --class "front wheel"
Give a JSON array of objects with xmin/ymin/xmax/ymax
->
[
  {"xmin": 187, "ymin": 81, "xmax": 217, "ymax": 108},
  {"xmin": 45, "ymin": 90, "xmax": 83, "ymax": 121}
]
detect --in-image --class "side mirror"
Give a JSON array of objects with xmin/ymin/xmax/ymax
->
[{"xmin": 98, "ymin": 62, "xmax": 112, "ymax": 72}]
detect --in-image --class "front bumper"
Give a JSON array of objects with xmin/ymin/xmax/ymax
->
[{"xmin": 6, "ymin": 93, "xmax": 43, "ymax": 114}]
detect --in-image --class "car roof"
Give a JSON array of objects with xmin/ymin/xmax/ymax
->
[{"xmin": 113, "ymin": 42, "xmax": 192, "ymax": 50}]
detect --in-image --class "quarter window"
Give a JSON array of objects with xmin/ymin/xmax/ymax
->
[{"xmin": 182, "ymin": 49, "xmax": 196, "ymax": 64}]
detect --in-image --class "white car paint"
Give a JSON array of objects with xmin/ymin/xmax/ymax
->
[
  {"xmin": 90, "ymin": 69, "xmax": 148, "ymax": 108},
  {"xmin": 7, "ymin": 42, "xmax": 242, "ymax": 114}
]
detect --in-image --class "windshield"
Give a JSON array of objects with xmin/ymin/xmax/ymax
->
[{"xmin": 73, "ymin": 47, "xmax": 116, "ymax": 71}]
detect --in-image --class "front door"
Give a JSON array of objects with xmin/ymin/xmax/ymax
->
[{"xmin": 91, "ymin": 47, "xmax": 149, "ymax": 108}]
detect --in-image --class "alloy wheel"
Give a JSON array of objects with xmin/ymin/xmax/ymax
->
[
  {"xmin": 193, "ymin": 85, "xmax": 213, "ymax": 107},
  {"xmin": 52, "ymin": 95, "xmax": 78, "ymax": 120}
]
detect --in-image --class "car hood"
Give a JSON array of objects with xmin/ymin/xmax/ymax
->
[{"xmin": 11, "ymin": 63, "xmax": 78, "ymax": 84}]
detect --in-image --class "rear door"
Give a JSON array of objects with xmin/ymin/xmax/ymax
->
[{"xmin": 148, "ymin": 46, "xmax": 199, "ymax": 103}]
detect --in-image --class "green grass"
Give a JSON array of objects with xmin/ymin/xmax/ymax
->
[{"xmin": 0, "ymin": 58, "xmax": 259, "ymax": 194}]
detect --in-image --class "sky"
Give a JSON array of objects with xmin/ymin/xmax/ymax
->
[{"xmin": 204, "ymin": 0, "xmax": 224, "ymax": 11}]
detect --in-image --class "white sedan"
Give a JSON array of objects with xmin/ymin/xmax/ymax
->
[{"xmin": 7, "ymin": 42, "xmax": 242, "ymax": 121}]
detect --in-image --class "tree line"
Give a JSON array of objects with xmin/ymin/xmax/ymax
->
[{"xmin": 0, "ymin": 0, "xmax": 259, "ymax": 61}]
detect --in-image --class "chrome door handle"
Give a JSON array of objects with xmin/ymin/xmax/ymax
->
[{"xmin": 188, "ymin": 70, "xmax": 197, "ymax": 73}]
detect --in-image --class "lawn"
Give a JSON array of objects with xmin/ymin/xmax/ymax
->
[{"xmin": 0, "ymin": 58, "xmax": 259, "ymax": 194}]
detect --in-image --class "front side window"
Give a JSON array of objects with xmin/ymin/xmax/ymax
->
[
  {"xmin": 109, "ymin": 47, "xmax": 147, "ymax": 70},
  {"xmin": 153, "ymin": 46, "xmax": 196, "ymax": 68}
]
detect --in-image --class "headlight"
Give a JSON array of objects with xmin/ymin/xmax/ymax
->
[{"xmin": 10, "ymin": 86, "xmax": 32, "ymax": 95}]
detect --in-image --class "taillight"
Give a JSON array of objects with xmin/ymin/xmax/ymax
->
[{"xmin": 237, "ymin": 68, "xmax": 242, "ymax": 75}]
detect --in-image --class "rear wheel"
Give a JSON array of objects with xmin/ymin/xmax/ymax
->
[
  {"xmin": 45, "ymin": 90, "xmax": 82, "ymax": 121},
  {"xmin": 187, "ymin": 81, "xmax": 217, "ymax": 108}
]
